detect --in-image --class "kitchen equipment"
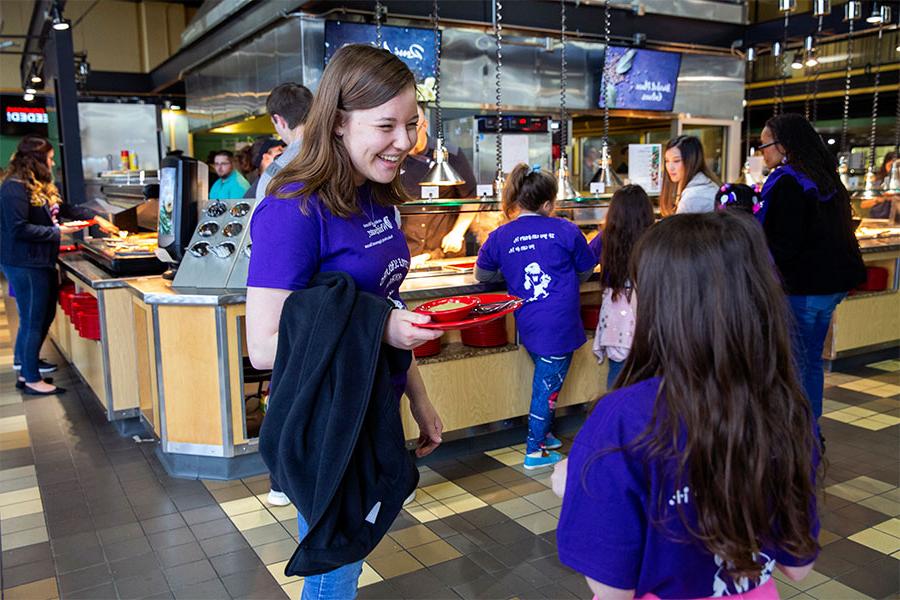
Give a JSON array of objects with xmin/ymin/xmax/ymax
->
[
  {"xmin": 172, "ymin": 198, "xmax": 255, "ymax": 290},
  {"xmin": 78, "ymin": 233, "xmax": 166, "ymax": 276},
  {"xmin": 156, "ymin": 153, "xmax": 208, "ymax": 279}
]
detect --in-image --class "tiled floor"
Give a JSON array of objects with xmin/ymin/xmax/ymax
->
[{"xmin": 0, "ymin": 283, "xmax": 898, "ymax": 599}]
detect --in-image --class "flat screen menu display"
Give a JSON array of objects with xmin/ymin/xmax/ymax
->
[
  {"xmin": 324, "ymin": 21, "xmax": 439, "ymax": 83},
  {"xmin": 598, "ymin": 47, "xmax": 682, "ymax": 112},
  {"xmin": 1, "ymin": 94, "xmax": 49, "ymax": 136}
]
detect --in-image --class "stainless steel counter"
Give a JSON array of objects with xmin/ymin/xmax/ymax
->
[{"xmin": 57, "ymin": 252, "xmax": 135, "ymax": 290}]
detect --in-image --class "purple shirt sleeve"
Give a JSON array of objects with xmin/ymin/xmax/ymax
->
[
  {"xmin": 247, "ymin": 197, "xmax": 321, "ymax": 291},
  {"xmin": 557, "ymin": 398, "xmax": 646, "ymax": 589},
  {"xmin": 572, "ymin": 226, "xmax": 599, "ymax": 273},
  {"xmin": 588, "ymin": 231, "xmax": 603, "ymax": 261},
  {"xmin": 476, "ymin": 230, "xmax": 500, "ymax": 272}
]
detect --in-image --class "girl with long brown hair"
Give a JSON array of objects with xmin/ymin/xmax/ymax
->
[
  {"xmin": 246, "ymin": 44, "xmax": 443, "ymax": 598},
  {"xmin": 659, "ymin": 135, "xmax": 720, "ymax": 216},
  {"xmin": 590, "ymin": 184, "xmax": 654, "ymax": 389},
  {"xmin": 555, "ymin": 212, "xmax": 820, "ymax": 598},
  {"xmin": 0, "ymin": 135, "xmax": 114, "ymax": 395}
]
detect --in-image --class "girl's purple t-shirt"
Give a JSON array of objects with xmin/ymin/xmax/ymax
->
[
  {"xmin": 557, "ymin": 377, "xmax": 819, "ymax": 598},
  {"xmin": 476, "ymin": 215, "xmax": 597, "ymax": 356},
  {"xmin": 247, "ymin": 184, "xmax": 409, "ymax": 306}
]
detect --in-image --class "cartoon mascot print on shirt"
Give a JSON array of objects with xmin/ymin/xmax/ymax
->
[{"xmin": 523, "ymin": 262, "xmax": 551, "ymax": 301}]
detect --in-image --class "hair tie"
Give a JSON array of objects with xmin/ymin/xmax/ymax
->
[{"xmin": 530, "ymin": 164, "xmax": 541, "ymax": 174}]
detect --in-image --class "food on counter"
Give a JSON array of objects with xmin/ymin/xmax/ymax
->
[
  {"xmin": 414, "ymin": 295, "xmax": 481, "ymax": 323},
  {"xmin": 96, "ymin": 232, "xmax": 159, "ymax": 256},
  {"xmin": 855, "ymin": 226, "xmax": 900, "ymax": 240}
]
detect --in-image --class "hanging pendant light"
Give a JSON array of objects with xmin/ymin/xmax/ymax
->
[
  {"xmin": 844, "ymin": 1, "xmax": 862, "ymax": 21},
  {"xmin": 838, "ymin": 9, "xmax": 857, "ymax": 186},
  {"xmin": 590, "ymin": 0, "xmax": 622, "ymax": 194},
  {"xmin": 556, "ymin": 0, "xmax": 575, "ymax": 200},
  {"xmin": 812, "ymin": 0, "xmax": 830, "ymax": 17},
  {"xmin": 851, "ymin": 23, "xmax": 884, "ymax": 201},
  {"xmin": 420, "ymin": 0, "xmax": 465, "ymax": 188},
  {"xmin": 866, "ymin": 2, "xmax": 891, "ymax": 24}
]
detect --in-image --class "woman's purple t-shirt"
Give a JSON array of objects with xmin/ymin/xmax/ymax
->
[
  {"xmin": 247, "ymin": 185, "xmax": 411, "ymax": 394},
  {"xmin": 476, "ymin": 214, "xmax": 597, "ymax": 356},
  {"xmin": 557, "ymin": 377, "xmax": 819, "ymax": 598},
  {"xmin": 247, "ymin": 184, "xmax": 409, "ymax": 306}
]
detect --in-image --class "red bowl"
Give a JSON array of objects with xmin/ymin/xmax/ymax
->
[
  {"xmin": 461, "ymin": 318, "xmax": 508, "ymax": 348},
  {"xmin": 413, "ymin": 337, "xmax": 442, "ymax": 358},
  {"xmin": 414, "ymin": 296, "xmax": 481, "ymax": 323}
]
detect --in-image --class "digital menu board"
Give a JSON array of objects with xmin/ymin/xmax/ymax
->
[
  {"xmin": 599, "ymin": 47, "xmax": 682, "ymax": 112},
  {"xmin": 1, "ymin": 94, "xmax": 49, "ymax": 136},
  {"xmin": 324, "ymin": 21, "xmax": 439, "ymax": 83}
]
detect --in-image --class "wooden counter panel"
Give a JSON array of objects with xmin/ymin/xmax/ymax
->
[
  {"xmin": 404, "ymin": 342, "xmax": 605, "ymax": 437},
  {"xmin": 132, "ymin": 299, "xmax": 158, "ymax": 435},
  {"xmin": 832, "ymin": 292, "xmax": 900, "ymax": 354},
  {"xmin": 103, "ymin": 288, "xmax": 140, "ymax": 413},
  {"xmin": 67, "ymin": 319, "xmax": 107, "ymax": 406},
  {"xmin": 226, "ymin": 305, "xmax": 248, "ymax": 446},
  {"xmin": 157, "ymin": 305, "xmax": 223, "ymax": 446},
  {"xmin": 50, "ymin": 304, "xmax": 72, "ymax": 360}
]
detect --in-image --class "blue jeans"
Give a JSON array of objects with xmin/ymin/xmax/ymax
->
[
  {"xmin": 526, "ymin": 352, "xmax": 573, "ymax": 453},
  {"xmin": 296, "ymin": 512, "xmax": 363, "ymax": 599},
  {"xmin": 3, "ymin": 266, "xmax": 57, "ymax": 382},
  {"xmin": 787, "ymin": 293, "xmax": 846, "ymax": 420},
  {"xmin": 607, "ymin": 359, "xmax": 624, "ymax": 390}
]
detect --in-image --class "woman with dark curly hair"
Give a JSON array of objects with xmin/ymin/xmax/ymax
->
[
  {"xmin": 757, "ymin": 114, "xmax": 866, "ymax": 421},
  {"xmin": 0, "ymin": 135, "xmax": 114, "ymax": 395}
]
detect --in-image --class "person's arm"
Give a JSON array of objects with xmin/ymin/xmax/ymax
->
[
  {"xmin": 246, "ymin": 287, "xmax": 292, "ymax": 370},
  {"xmin": 404, "ymin": 358, "xmax": 443, "ymax": 458},
  {"xmin": 586, "ymin": 577, "xmax": 635, "ymax": 600},
  {"xmin": 441, "ymin": 205, "xmax": 478, "ymax": 254},
  {"xmin": 573, "ymin": 223, "xmax": 600, "ymax": 283},
  {"xmin": 474, "ymin": 265, "xmax": 504, "ymax": 283},
  {"xmin": 578, "ymin": 268, "xmax": 594, "ymax": 282},
  {"xmin": 777, "ymin": 563, "xmax": 815, "ymax": 582}
]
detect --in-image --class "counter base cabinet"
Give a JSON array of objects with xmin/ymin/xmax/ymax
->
[
  {"xmin": 827, "ymin": 251, "xmax": 900, "ymax": 360},
  {"xmin": 405, "ymin": 341, "xmax": 605, "ymax": 439}
]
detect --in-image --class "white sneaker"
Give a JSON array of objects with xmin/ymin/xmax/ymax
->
[
  {"xmin": 402, "ymin": 490, "xmax": 416, "ymax": 506},
  {"xmin": 267, "ymin": 490, "xmax": 290, "ymax": 506}
]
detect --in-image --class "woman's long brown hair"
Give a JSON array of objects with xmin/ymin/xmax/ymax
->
[
  {"xmin": 614, "ymin": 212, "xmax": 820, "ymax": 579},
  {"xmin": 268, "ymin": 44, "xmax": 415, "ymax": 217},
  {"xmin": 6, "ymin": 135, "xmax": 61, "ymax": 207},
  {"xmin": 600, "ymin": 184, "xmax": 654, "ymax": 300},
  {"xmin": 659, "ymin": 135, "xmax": 720, "ymax": 216}
]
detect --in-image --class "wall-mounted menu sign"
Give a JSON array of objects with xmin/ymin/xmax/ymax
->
[
  {"xmin": 324, "ymin": 21, "xmax": 438, "ymax": 84},
  {"xmin": 599, "ymin": 47, "xmax": 682, "ymax": 112},
  {"xmin": 1, "ymin": 94, "xmax": 49, "ymax": 136}
]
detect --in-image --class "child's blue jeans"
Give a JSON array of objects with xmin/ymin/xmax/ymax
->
[{"xmin": 526, "ymin": 352, "xmax": 574, "ymax": 453}]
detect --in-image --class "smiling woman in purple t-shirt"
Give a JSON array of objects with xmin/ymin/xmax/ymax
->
[
  {"xmin": 245, "ymin": 45, "xmax": 444, "ymax": 600},
  {"xmin": 553, "ymin": 212, "xmax": 820, "ymax": 599}
]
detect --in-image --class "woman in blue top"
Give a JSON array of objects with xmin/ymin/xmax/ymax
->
[
  {"xmin": 245, "ymin": 45, "xmax": 444, "ymax": 599},
  {"xmin": 554, "ymin": 212, "xmax": 820, "ymax": 598},
  {"xmin": 475, "ymin": 164, "xmax": 597, "ymax": 470}
]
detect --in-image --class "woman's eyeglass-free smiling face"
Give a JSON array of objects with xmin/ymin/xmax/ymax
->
[{"xmin": 336, "ymin": 86, "xmax": 419, "ymax": 186}]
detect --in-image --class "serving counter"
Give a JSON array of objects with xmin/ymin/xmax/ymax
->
[{"xmin": 52, "ymin": 230, "xmax": 899, "ymax": 480}]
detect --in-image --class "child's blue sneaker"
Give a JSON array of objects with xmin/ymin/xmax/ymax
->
[
  {"xmin": 543, "ymin": 434, "xmax": 563, "ymax": 450},
  {"xmin": 523, "ymin": 450, "xmax": 564, "ymax": 470}
]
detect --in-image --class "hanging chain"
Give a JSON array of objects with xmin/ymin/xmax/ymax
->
[
  {"xmin": 775, "ymin": 11, "xmax": 789, "ymax": 116},
  {"xmin": 895, "ymin": 27, "xmax": 900, "ymax": 154},
  {"xmin": 494, "ymin": 0, "xmax": 503, "ymax": 181},
  {"xmin": 867, "ymin": 25, "xmax": 883, "ymax": 171},
  {"xmin": 374, "ymin": 0, "xmax": 384, "ymax": 48},
  {"xmin": 559, "ymin": 0, "xmax": 568, "ymax": 158},
  {"xmin": 432, "ymin": 0, "xmax": 442, "ymax": 140},
  {"xmin": 601, "ymin": 0, "xmax": 611, "ymax": 147},
  {"xmin": 811, "ymin": 14, "xmax": 823, "ymax": 126},
  {"xmin": 840, "ymin": 18, "xmax": 855, "ymax": 154}
]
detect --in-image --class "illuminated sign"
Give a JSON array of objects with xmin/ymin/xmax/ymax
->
[{"xmin": 0, "ymin": 94, "xmax": 49, "ymax": 136}]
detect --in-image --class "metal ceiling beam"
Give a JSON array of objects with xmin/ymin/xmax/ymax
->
[{"xmin": 19, "ymin": 0, "xmax": 58, "ymax": 87}]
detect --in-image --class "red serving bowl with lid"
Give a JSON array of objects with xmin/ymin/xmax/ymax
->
[
  {"xmin": 414, "ymin": 296, "xmax": 481, "ymax": 323},
  {"xmin": 413, "ymin": 337, "xmax": 442, "ymax": 358}
]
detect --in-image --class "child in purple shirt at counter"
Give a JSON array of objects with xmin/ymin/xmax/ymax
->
[
  {"xmin": 552, "ymin": 212, "xmax": 820, "ymax": 599},
  {"xmin": 475, "ymin": 164, "xmax": 597, "ymax": 470}
]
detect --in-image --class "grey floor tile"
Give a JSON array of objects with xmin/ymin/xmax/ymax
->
[
  {"xmin": 114, "ymin": 568, "xmax": 170, "ymax": 600},
  {"xmin": 162, "ymin": 558, "xmax": 219, "ymax": 590}
]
